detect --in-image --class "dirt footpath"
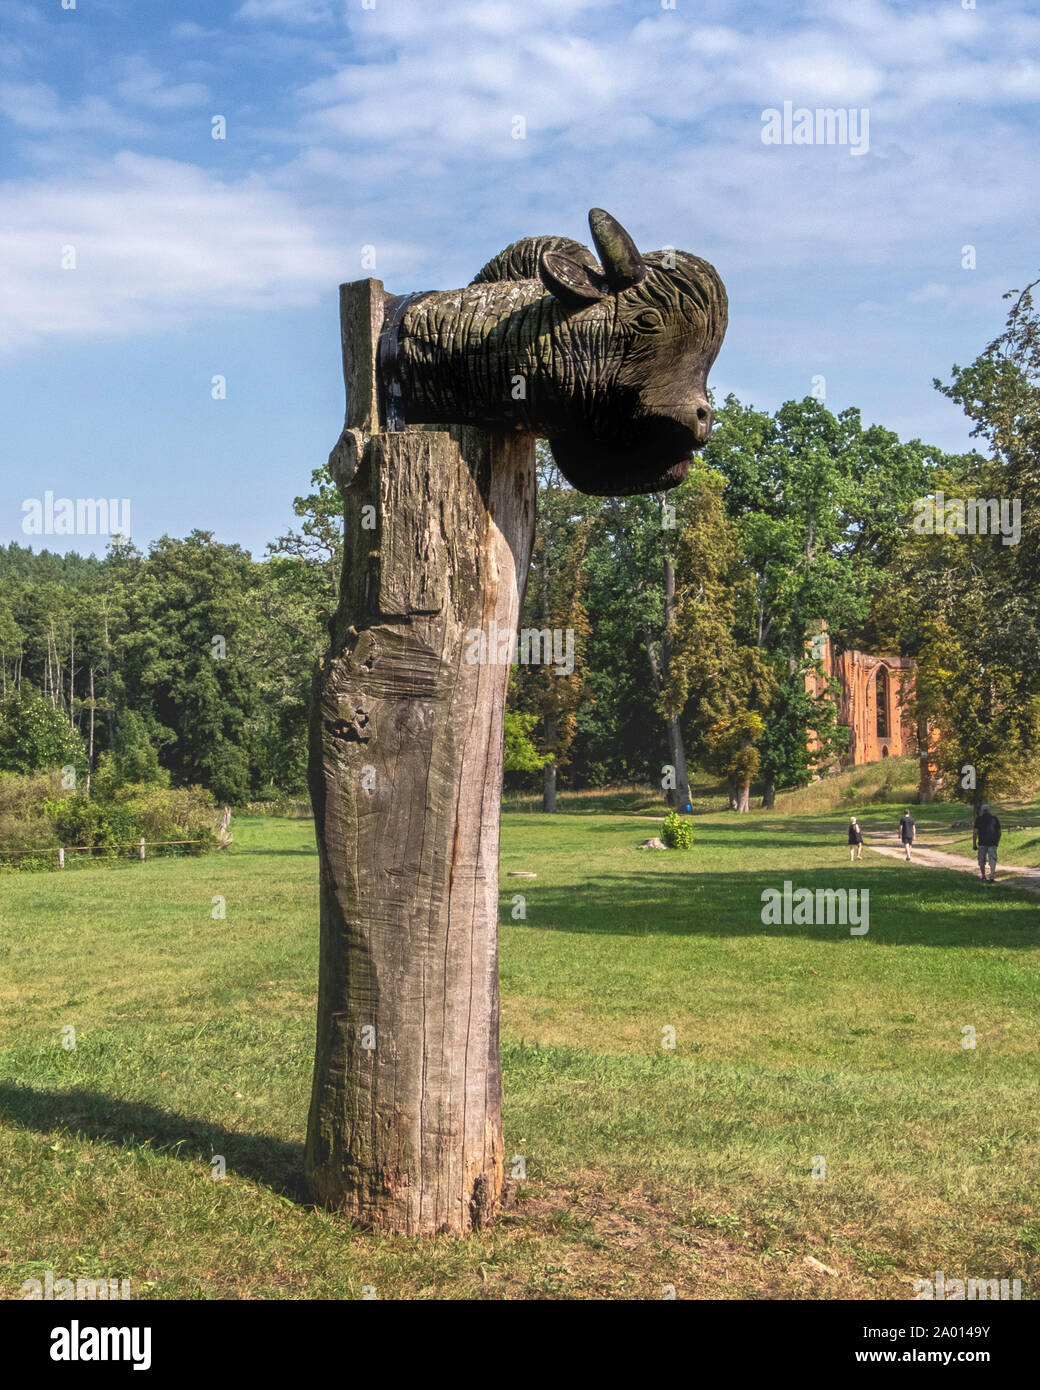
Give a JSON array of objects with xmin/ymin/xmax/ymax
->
[{"xmin": 864, "ymin": 837, "xmax": 1040, "ymax": 895}]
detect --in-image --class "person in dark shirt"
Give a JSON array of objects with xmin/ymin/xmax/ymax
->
[
  {"xmin": 973, "ymin": 802, "xmax": 1002, "ymax": 883},
  {"xmin": 898, "ymin": 809, "xmax": 916, "ymax": 860},
  {"xmin": 848, "ymin": 816, "xmax": 863, "ymax": 861}
]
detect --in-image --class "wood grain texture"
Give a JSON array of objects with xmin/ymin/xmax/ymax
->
[
  {"xmin": 306, "ymin": 282, "xmax": 536, "ymax": 1234},
  {"xmin": 382, "ymin": 209, "xmax": 728, "ymax": 496},
  {"xmin": 341, "ymin": 278, "xmax": 383, "ymax": 434}
]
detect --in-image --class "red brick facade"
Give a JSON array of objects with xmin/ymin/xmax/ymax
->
[{"xmin": 805, "ymin": 621, "xmax": 916, "ymax": 767}]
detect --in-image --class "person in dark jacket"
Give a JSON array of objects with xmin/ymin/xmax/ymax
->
[
  {"xmin": 898, "ymin": 809, "xmax": 916, "ymax": 860},
  {"xmin": 848, "ymin": 816, "xmax": 863, "ymax": 861},
  {"xmin": 973, "ymin": 803, "xmax": 1002, "ymax": 883}
]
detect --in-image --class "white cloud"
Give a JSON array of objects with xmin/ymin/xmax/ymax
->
[
  {"xmin": 116, "ymin": 57, "xmax": 210, "ymax": 111},
  {"xmin": 236, "ymin": 0, "xmax": 335, "ymax": 24},
  {"xmin": 0, "ymin": 81, "xmax": 150, "ymax": 138},
  {"xmin": 763, "ymin": 46, "xmax": 883, "ymax": 103},
  {"xmin": 908, "ymin": 282, "xmax": 952, "ymax": 304},
  {"xmin": 171, "ymin": 23, "xmax": 216, "ymax": 40},
  {"xmin": 0, "ymin": 1, "xmax": 47, "ymax": 26},
  {"xmin": 0, "ymin": 153, "xmax": 344, "ymax": 354},
  {"xmin": 2, "ymin": 0, "xmax": 1038, "ymax": 373}
]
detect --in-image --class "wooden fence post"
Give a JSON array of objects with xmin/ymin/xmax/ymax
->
[
  {"xmin": 58, "ymin": 847, "xmax": 65, "ymax": 869},
  {"xmin": 139, "ymin": 838, "xmax": 146, "ymax": 861},
  {"xmin": 305, "ymin": 279, "xmax": 536, "ymax": 1234}
]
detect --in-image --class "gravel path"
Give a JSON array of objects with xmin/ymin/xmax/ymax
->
[{"xmin": 864, "ymin": 837, "xmax": 1040, "ymax": 895}]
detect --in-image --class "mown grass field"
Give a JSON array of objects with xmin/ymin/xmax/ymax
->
[{"xmin": 1, "ymin": 800, "xmax": 1038, "ymax": 1300}]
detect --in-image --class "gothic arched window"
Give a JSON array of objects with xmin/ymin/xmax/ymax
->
[{"xmin": 876, "ymin": 668, "xmax": 890, "ymax": 740}]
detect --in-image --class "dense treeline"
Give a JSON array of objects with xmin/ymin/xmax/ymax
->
[
  {"xmin": 512, "ymin": 277, "xmax": 1040, "ymax": 809},
  {"xmin": 509, "ymin": 395, "xmax": 940, "ymax": 809},
  {"xmin": 3, "ymin": 278, "xmax": 1038, "ymax": 813},
  {"xmin": 0, "ymin": 533, "xmax": 325, "ymax": 803}
]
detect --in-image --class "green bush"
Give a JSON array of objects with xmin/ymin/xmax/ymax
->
[
  {"xmin": 48, "ymin": 795, "xmax": 105, "ymax": 849},
  {"xmin": 112, "ymin": 783, "xmax": 218, "ymax": 855},
  {"xmin": 0, "ymin": 852, "xmax": 52, "ymax": 874},
  {"xmin": 662, "ymin": 809, "xmax": 693, "ymax": 850},
  {"xmin": 0, "ymin": 686, "xmax": 86, "ymax": 777},
  {"xmin": 0, "ymin": 769, "xmax": 61, "ymax": 867},
  {"xmin": 0, "ymin": 771, "xmax": 219, "ymax": 869},
  {"xmin": 246, "ymin": 796, "xmax": 311, "ymax": 818},
  {"xmin": 91, "ymin": 712, "xmax": 170, "ymax": 799}
]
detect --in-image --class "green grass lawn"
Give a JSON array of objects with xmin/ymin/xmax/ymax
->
[{"xmin": 1, "ymin": 806, "xmax": 1038, "ymax": 1300}]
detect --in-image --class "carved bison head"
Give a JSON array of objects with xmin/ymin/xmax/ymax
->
[{"xmin": 382, "ymin": 208, "xmax": 728, "ymax": 496}]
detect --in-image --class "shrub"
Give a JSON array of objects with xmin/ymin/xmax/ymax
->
[
  {"xmin": 0, "ymin": 769, "xmax": 61, "ymax": 865},
  {"xmin": 0, "ymin": 686, "xmax": 85, "ymax": 777},
  {"xmin": 48, "ymin": 795, "xmax": 105, "ymax": 849},
  {"xmin": 662, "ymin": 809, "xmax": 693, "ymax": 850},
  {"xmin": 112, "ymin": 783, "xmax": 218, "ymax": 855},
  {"xmin": 0, "ymin": 853, "xmax": 52, "ymax": 874},
  {"xmin": 246, "ymin": 797, "xmax": 311, "ymax": 818},
  {"xmin": 0, "ymin": 771, "xmax": 220, "ymax": 868},
  {"xmin": 91, "ymin": 713, "xmax": 170, "ymax": 798}
]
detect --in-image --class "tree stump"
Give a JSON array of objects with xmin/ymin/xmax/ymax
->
[{"xmin": 305, "ymin": 279, "xmax": 536, "ymax": 1234}]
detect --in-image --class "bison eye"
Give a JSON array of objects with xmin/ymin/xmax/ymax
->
[{"xmin": 633, "ymin": 308, "xmax": 663, "ymax": 333}]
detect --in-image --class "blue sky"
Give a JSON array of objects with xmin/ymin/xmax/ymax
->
[{"xmin": 1, "ymin": 0, "xmax": 1038, "ymax": 557}]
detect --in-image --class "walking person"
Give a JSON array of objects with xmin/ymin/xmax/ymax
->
[
  {"xmin": 973, "ymin": 802, "xmax": 1002, "ymax": 883},
  {"xmin": 848, "ymin": 816, "xmax": 863, "ymax": 861},
  {"xmin": 898, "ymin": 808, "xmax": 916, "ymax": 861}
]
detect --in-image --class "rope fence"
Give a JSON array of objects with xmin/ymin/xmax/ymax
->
[{"xmin": 0, "ymin": 838, "xmax": 208, "ymax": 866}]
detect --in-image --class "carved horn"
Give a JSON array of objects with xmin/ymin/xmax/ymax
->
[{"xmin": 588, "ymin": 208, "xmax": 646, "ymax": 291}]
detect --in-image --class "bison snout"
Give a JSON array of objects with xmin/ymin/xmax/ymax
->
[
  {"xmin": 691, "ymin": 403, "xmax": 713, "ymax": 445},
  {"xmin": 673, "ymin": 401, "xmax": 713, "ymax": 447}
]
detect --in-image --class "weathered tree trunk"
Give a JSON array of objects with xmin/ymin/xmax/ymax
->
[
  {"xmin": 542, "ymin": 762, "xmax": 557, "ymax": 813},
  {"xmin": 665, "ymin": 716, "xmax": 692, "ymax": 809},
  {"xmin": 761, "ymin": 780, "xmax": 776, "ymax": 810},
  {"xmin": 918, "ymin": 757, "xmax": 934, "ymax": 804},
  {"xmin": 305, "ymin": 280, "xmax": 536, "ymax": 1235},
  {"xmin": 627, "ymin": 498, "xmax": 692, "ymax": 812},
  {"xmin": 917, "ymin": 716, "xmax": 934, "ymax": 804},
  {"xmin": 736, "ymin": 780, "xmax": 751, "ymax": 813},
  {"xmin": 542, "ymin": 715, "xmax": 557, "ymax": 813},
  {"xmin": 86, "ymin": 666, "xmax": 95, "ymax": 797},
  {"xmin": 659, "ymin": 545, "xmax": 693, "ymax": 811},
  {"xmin": 68, "ymin": 625, "xmax": 75, "ymax": 729}
]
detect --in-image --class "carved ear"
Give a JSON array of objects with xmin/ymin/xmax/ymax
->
[
  {"xmin": 539, "ymin": 250, "xmax": 606, "ymax": 309},
  {"xmin": 588, "ymin": 208, "xmax": 646, "ymax": 291}
]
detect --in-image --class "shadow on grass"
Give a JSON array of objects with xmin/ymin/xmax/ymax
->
[
  {"xmin": 503, "ymin": 865, "xmax": 1040, "ymax": 946},
  {"xmin": 0, "ymin": 1082, "xmax": 307, "ymax": 1201},
  {"xmin": 500, "ymin": 813, "xmax": 1005, "ymax": 844}
]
